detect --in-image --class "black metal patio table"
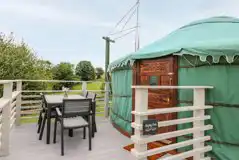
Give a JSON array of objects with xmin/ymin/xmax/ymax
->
[{"xmin": 44, "ymin": 95, "xmax": 85, "ymax": 144}]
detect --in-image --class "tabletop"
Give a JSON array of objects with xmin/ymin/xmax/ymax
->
[{"xmin": 44, "ymin": 94, "xmax": 85, "ymax": 105}]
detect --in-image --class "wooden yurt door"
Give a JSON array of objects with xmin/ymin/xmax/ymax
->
[{"xmin": 133, "ymin": 56, "xmax": 178, "ymax": 144}]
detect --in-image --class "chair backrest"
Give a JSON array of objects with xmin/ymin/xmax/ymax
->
[
  {"xmin": 40, "ymin": 93, "xmax": 47, "ymax": 109},
  {"xmin": 82, "ymin": 90, "xmax": 88, "ymax": 98},
  {"xmin": 87, "ymin": 92, "xmax": 97, "ymax": 114},
  {"xmin": 63, "ymin": 99, "xmax": 91, "ymax": 117},
  {"xmin": 87, "ymin": 92, "xmax": 96, "ymax": 102}
]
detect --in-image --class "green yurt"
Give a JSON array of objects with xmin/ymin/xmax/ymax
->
[{"xmin": 109, "ymin": 16, "xmax": 239, "ymax": 160}]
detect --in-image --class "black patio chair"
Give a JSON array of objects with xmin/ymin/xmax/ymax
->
[
  {"xmin": 53, "ymin": 99, "xmax": 92, "ymax": 156},
  {"xmin": 37, "ymin": 93, "xmax": 45, "ymax": 134},
  {"xmin": 86, "ymin": 92, "xmax": 97, "ymax": 136},
  {"xmin": 82, "ymin": 90, "xmax": 88, "ymax": 98},
  {"xmin": 38, "ymin": 94, "xmax": 57, "ymax": 140}
]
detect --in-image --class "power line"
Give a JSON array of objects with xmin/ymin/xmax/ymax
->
[
  {"xmin": 113, "ymin": 29, "xmax": 136, "ymax": 41},
  {"xmin": 121, "ymin": 7, "xmax": 137, "ymax": 31},
  {"xmin": 109, "ymin": 26, "xmax": 138, "ymax": 36},
  {"xmin": 107, "ymin": 2, "xmax": 139, "ymax": 36}
]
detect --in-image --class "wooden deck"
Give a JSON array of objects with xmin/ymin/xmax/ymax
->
[{"xmin": 2, "ymin": 117, "xmax": 134, "ymax": 160}]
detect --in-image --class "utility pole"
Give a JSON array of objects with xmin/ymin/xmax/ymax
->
[
  {"xmin": 102, "ymin": 36, "xmax": 115, "ymax": 118},
  {"xmin": 102, "ymin": 36, "xmax": 115, "ymax": 81}
]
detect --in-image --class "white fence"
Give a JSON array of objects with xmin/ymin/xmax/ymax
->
[
  {"xmin": 0, "ymin": 80, "xmax": 21, "ymax": 156},
  {"xmin": 0, "ymin": 79, "xmax": 111, "ymax": 157},
  {"xmin": 131, "ymin": 86, "xmax": 213, "ymax": 160}
]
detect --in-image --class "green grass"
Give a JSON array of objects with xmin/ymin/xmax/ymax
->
[
  {"xmin": 72, "ymin": 78, "xmax": 105, "ymax": 91},
  {"xmin": 21, "ymin": 117, "xmax": 38, "ymax": 124}
]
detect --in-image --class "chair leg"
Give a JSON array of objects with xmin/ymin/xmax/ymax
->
[
  {"xmin": 88, "ymin": 125, "xmax": 92, "ymax": 151},
  {"xmin": 92, "ymin": 114, "xmax": 96, "ymax": 138},
  {"xmin": 61, "ymin": 126, "xmax": 64, "ymax": 156},
  {"xmin": 39, "ymin": 113, "xmax": 46, "ymax": 140},
  {"xmin": 53, "ymin": 119, "xmax": 57, "ymax": 143},
  {"xmin": 68, "ymin": 129, "xmax": 73, "ymax": 137},
  {"xmin": 92, "ymin": 124, "xmax": 95, "ymax": 138},
  {"xmin": 93, "ymin": 114, "xmax": 97, "ymax": 133},
  {"xmin": 37, "ymin": 111, "xmax": 43, "ymax": 133},
  {"xmin": 83, "ymin": 127, "xmax": 86, "ymax": 139},
  {"xmin": 94, "ymin": 123, "xmax": 97, "ymax": 133}
]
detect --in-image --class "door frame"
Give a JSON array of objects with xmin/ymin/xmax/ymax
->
[{"xmin": 132, "ymin": 55, "xmax": 178, "ymax": 136}]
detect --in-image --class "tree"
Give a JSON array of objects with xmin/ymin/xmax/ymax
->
[
  {"xmin": 75, "ymin": 61, "xmax": 95, "ymax": 81},
  {"xmin": 95, "ymin": 67, "xmax": 104, "ymax": 79},
  {"xmin": 52, "ymin": 62, "xmax": 77, "ymax": 89},
  {"xmin": 0, "ymin": 33, "xmax": 53, "ymax": 91}
]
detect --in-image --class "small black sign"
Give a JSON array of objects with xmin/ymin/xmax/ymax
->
[{"xmin": 143, "ymin": 119, "xmax": 158, "ymax": 135}]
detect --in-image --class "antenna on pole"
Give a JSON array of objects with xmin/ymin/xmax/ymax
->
[
  {"xmin": 103, "ymin": 0, "xmax": 140, "ymax": 76},
  {"xmin": 135, "ymin": 0, "xmax": 140, "ymax": 51}
]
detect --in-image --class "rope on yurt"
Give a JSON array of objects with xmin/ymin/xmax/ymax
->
[
  {"xmin": 182, "ymin": 55, "xmax": 196, "ymax": 67},
  {"xmin": 182, "ymin": 54, "xmax": 212, "ymax": 67},
  {"xmin": 110, "ymin": 108, "xmax": 131, "ymax": 123},
  {"xmin": 113, "ymin": 94, "xmax": 131, "ymax": 98}
]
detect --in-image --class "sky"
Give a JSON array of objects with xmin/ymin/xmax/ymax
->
[{"xmin": 1, "ymin": 0, "xmax": 239, "ymax": 68}]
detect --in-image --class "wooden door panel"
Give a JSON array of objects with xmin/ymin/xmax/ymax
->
[
  {"xmin": 148, "ymin": 92, "xmax": 170, "ymax": 108},
  {"xmin": 133, "ymin": 56, "xmax": 178, "ymax": 140},
  {"xmin": 160, "ymin": 75, "xmax": 171, "ymax": 85},
  {"xmin": 140, "ymin": 61, "xmax": 171, "ymax": 75},
  {"xmin": 140, "ymin": 75, "xmax": 149, "ymax": 85}
]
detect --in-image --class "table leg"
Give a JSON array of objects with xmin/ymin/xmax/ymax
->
[
  {"xmin": 46, "ymin": 106, "xmax": 51, "ymax": 144},
  {"xmin": 69, "ymin": 129, "xmax": 73, "ymax": 137}
]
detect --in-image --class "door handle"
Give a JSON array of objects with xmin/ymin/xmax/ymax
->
[{"xmin": 169, "ymin": 78, "xmax": 172, "ymax": 85}]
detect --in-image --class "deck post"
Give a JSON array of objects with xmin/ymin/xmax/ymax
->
[
  {"xmin": 193, "ymin": 88, "xmax": 206, "ymax": 160},
  {"xmin": 0, "ymin": 82, "xmax": 13, "ymax": 156},
  {"xmin": 133, "ymin": 88, "xmax": 148, "ymax": 160},
  {"xmin": 15, "ymin": 81, "xmax": 22, "ymax": 126},
  {"xmin": 82, "ymin": 81, "xmax": 87, "ymax": 93},
  {"xmin": 104, "ymin": 82, "xmax": 110, "ymax": 118}
]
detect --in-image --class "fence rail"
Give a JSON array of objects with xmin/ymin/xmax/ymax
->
[
  {"xmin": 0, "ymin": 79, "xmax": 111, "ymax": 157},
  {"xmin": 131, "ymin": 85, "xmax": 213, "ymax": 160}
]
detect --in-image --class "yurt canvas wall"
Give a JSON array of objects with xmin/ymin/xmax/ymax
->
[
  {"xmin": 109, "ymin": 54, "xmax": 134, "ymax": 136},
  {"xmin": 110, "ymin": 68, "xmax": 132, "ymax": 135},
  {"xmin": 110, "ymin": 55, "xmax": 239, "ymax": 159},
  {"xmin": 177, "ymin": 55, "xmax": 239, "ymax": 160},
  {"xmin": 109, "ymin": 16, "xmax": 239, "ymax": 159}
]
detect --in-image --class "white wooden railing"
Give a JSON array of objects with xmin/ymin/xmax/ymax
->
[
  {"xmin": 0, "ymin": 79, "xmax": 111, "ymax": 157},
  {"xmin": 131, "ymin": 86, "xmax": 213, "ymax": 160},
  {"xmin": 0, "ymin": 80, "xmax": 21, "ymax": 156}
]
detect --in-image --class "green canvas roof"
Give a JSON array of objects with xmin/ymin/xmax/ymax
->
[
  {"xmin": 108, "ymin": 53, "xmax": 134, "ymax": 72},
  {"xmin": 109, "ymin": 16, "xmax": 239, "ymax": 71}
]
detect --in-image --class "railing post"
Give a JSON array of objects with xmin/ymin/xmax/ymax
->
[
  {"xmin": 0, "ymin": 82, "xmax": 13, "ymax": 156},
  {"xmin": 104, "ymin": 82, "xmax": 110, "ymax": 118},
  {"xmin": 15, "ymin": 81, "xmax": 22, "ymax": 126},
  {"xmin": 193, "ymin": 88, "xmax": 205, "ymax": 160},
  {"xmin": 133, "ymin": 88, "xmax": 148, "ymax": 160},
  {"xmin": 82, "ymin": 81, "xmax": 87, "ymax": 93}
]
